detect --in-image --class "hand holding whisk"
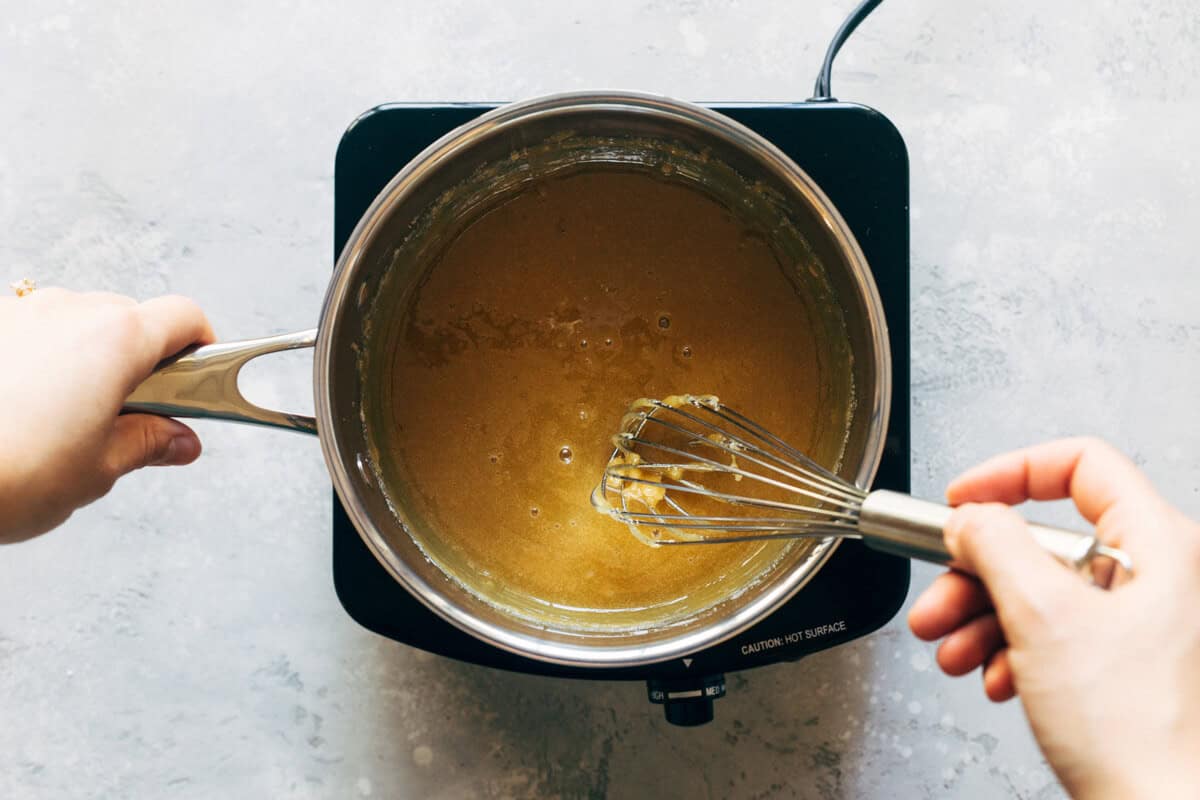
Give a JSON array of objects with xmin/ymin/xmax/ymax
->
[{"xmin": 591, "ymin": 395, "xmax": 1132, "ymax": 581}]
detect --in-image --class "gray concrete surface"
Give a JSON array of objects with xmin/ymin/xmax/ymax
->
[{"xmin": 2, "ymin": 0, "xmax": 1198, "ymax": 797}]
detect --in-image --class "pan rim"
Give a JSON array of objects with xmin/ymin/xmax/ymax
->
[{"xmin": 314, "ymin": 90, "xmax": 892, "ymax": 667}]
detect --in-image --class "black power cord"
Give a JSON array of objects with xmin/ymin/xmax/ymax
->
[{"xmin": 810, "ymin": 0, "xmax": 886, "ymax": 102}]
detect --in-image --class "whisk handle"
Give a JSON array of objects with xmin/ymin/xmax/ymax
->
[{"xmin": 857, "ymin": 490, "xmax": 1131, "ymax": 573}]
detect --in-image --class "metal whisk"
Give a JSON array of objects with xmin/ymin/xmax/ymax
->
[{"xmin": 591, "ymin": 395, "xmax": 1132, "ymax": 574}]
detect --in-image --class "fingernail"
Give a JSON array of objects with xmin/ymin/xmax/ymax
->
[{"xmin": 161, "ymin": 434, "xmax": 200, "ymax": 465}]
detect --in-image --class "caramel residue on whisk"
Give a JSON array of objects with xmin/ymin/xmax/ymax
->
[
  {"xmin": 607, "ymin": 451, "xmax": 667, "ymax": 510},
  {"xmin": 623, "ymin": 470, "xmax": 667, "ymax": 509},
  {"xmin": 704, "ymin": 432, "xmax": 743, "ymax": 480},
  {"xmin": 656, "ymin": 393, "xmax": 720, "ymax": 410}
]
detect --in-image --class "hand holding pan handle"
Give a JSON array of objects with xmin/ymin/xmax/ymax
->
[{"xmin": 123, "ymin": 329, "xmax": 319, "ymax": 434}]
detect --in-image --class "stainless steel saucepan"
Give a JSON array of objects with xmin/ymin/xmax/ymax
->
[{"xmin": 125, "ymin": 91, "xmax": 891, "ymax": 667}]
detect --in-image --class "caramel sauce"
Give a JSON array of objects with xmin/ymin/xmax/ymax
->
[{"xmin": 370, "ymin": 167, "xmax": 854, "ymax": 628}]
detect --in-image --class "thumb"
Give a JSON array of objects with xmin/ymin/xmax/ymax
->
[
  {"xmin": 106, "ymin": 414, "xmax": 203, "ymax": 477},
  {"xmin": 944, "ymin": 503, "xmax": 1083, "ymax": 645}
]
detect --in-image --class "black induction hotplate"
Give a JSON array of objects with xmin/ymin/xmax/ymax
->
[{"xmin": 332, "ymin": 102, "xmax": 910, "ymax": 725}]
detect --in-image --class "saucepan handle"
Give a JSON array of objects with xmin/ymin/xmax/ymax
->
[
  {"xmin": 123, "ymin": 328, "xmax": 319, "ymax": 434},
  {"xmin": 856, "ymin": 489, "xmax": 1134, "ymax": 575}
]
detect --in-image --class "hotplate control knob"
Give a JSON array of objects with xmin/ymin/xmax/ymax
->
[{"xmin": 646, "ymin": 674, "xmax": 726, "ymax": 727}]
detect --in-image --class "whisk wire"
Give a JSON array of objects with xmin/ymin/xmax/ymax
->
[
  {"xmin": 596, "ymin": 396, "xmax": 871, "ymax": 545},
  {"xmin": 619, "ymin": 430, "xmax": 861, "ymax": 517},
  {"xmin": 611, "ymin": 468, "xmax": 861, "ymax": 522},
  {"xmin": 654, "ymin": 532, "xmax": 845, "ymax": 546},
  {"xmin": 636, "ymin": 402, "xmax": 862, "ymax": 504},
  {"xmin": 616, "ymin": 516, "xmax": 860, "ymax": 536},
  {"xmin": 705, "ymin": 403, "xmax": 863, "ymax": 500},
  {"xmin": 625, "ymin": 404, "xmax": 862, "ymax": 497}
]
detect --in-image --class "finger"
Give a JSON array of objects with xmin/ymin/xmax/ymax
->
[
  {"xmin": 948, "ymin": 438, "xmax": 1175, "ymax": 570},
  {"xmin": 18, "ymin": 286, "xmax": 73, "ymax": 304},
  {"xmin": 947, "ymin": 438, "xmax": 1165, "ymax": 523},
  {"xmin": 908, "ymin": 571, "xmax": 993, "ymax": 641},
  {"xmin": 135, "ymin": 294, "xmax": 216, "ymax": 364},
  {"xmin": 945, "ymin": 503, "xmax": 1083, "ymax": 645},
  {"xmin": 982, "ymin": 649, "xmax": 1016, "ymax": 702},
  {"xmin": 78, "ymin": 290, "xmax": 138, "ymax": 307},
  {"xmin": 104, "ymin": 414, "xmax": 203, "ymax": 480},
  {"xmin": 935, "ymin": 612, "xmax": 1006, "ymax": 676}
]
